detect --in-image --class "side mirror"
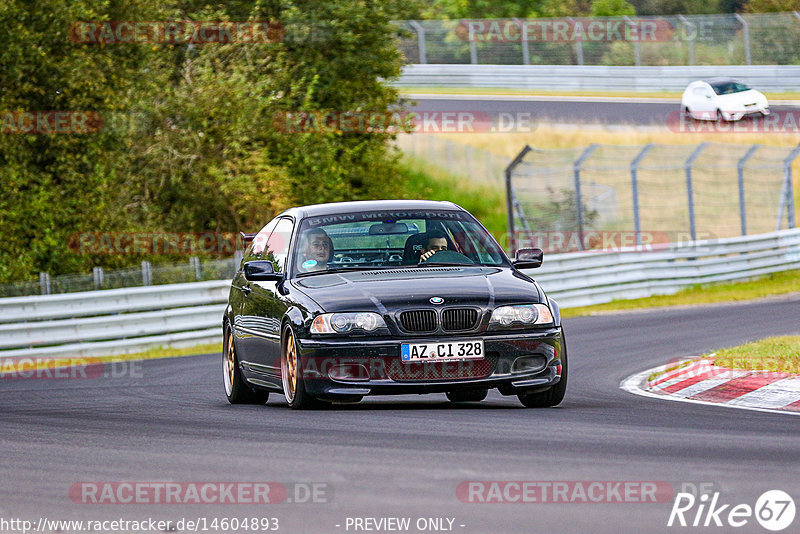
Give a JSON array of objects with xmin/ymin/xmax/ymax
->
[
  {"xmin": 512, "ymin": 248, "xmax": 543, "ymax": 269},
  {"xmin": 244, "ymin": 260, "xmax": 284, "ymax": 281}
]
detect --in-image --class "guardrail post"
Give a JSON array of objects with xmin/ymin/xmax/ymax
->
[
  {"xmin": 737, "ymin": 144, "xmax": 760, "ymax": 236},
  {"xmin": 777, "ymin": 144, "xmax": 800, "ymax": 230},
  {"xmin": 408, "ymin": 21, "xmax": 427, "ymax": 64},
  {"xmin": 574, "ymin": 144, "xmax": 599, "ymax": 250},
  {"xmin": 624, "ymin": 17, "xmax": 641, "ymax": 66},
  {"xmin": 630, "ymin": 143, "xmax": 654, "ymax": 247},
  {"xmin": 39, "ymin": 272, "xmax": 50, "ymax": 295},
  {"xmin": 141, "ymin": 261, "xmax": 152, "ymax": 286},
  {"xmin": 234, "ymin": 250, "xmax": 244, "ymax": 269},
  {"xmin": 678, "ymin": 15, "xmax": 695, "ymax": 66},
  {"xmin": 92, "ymin": 266, "xmax": 104, "ymax": 290},
  {"xmin": 734, "ymin": 14, "xmax": 751, "ymax": 65},
  {"xmin": 685, "ymin": 142, "xmax": 708, "ymax": 242},
  {"xmin": 505, "ymin": 145, "xmax": 533, "ymax": 252}
]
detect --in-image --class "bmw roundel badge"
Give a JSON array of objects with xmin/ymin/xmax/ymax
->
[{"xmin": 429, "ymin": 296, "xmax": 444, "ymax": 305}]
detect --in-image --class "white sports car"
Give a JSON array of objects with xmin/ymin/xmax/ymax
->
[{"xmin": 681, "ymin": 79, "xmax": 770, "ymax": 121}]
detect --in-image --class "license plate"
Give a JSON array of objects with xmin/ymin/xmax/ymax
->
[{"xmin": 401, "ymin": 340, "xmax": 484, "ymax": 363}]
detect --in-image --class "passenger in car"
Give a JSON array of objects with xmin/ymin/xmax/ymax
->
[{"xmin": 298, "ymin": 228, "xmax": 333, "ymax": 272}]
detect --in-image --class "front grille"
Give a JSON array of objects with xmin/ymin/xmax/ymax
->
[
  {"xmin": 442, "ymin": 308, "xmax": 479, "ymax": 331},
  {"xmin": 399, "ymin": 310, "xmax": 437, "ymax": 332},
  {"xmin": 386, "ymin": 354, "xmax": 498, "ymax": 381}
]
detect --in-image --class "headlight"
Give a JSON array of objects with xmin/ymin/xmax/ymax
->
[
  {"xmin": 310, "ymin": 312, "xmax": 386, "ymax": 334},
  {"xmin": 489, "ymin": 304, "xmax": 553, "ymax": 328}
]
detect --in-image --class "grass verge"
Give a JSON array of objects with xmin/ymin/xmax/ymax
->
[
  {"xmin": 396, "ymin": 156, "xmax": 508, "ymax": 239},
  {"xmin": 561, "ymin": 270, "xmax": 800, "ymax": 318},
  {"xmin": 711, "ymin": 336, "xmax": 800, "ymax": 374}
]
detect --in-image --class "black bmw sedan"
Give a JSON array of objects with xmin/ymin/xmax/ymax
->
[{"xmin": 223, "ymin": 200, "xmax": 567, "ymax": 409}]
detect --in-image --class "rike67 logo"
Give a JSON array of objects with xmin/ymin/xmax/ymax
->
[{"xmin": 668, "ymin": 490, "xmax": 795, "ymax": 531}]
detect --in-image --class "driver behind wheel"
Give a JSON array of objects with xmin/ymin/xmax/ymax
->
[{"xmin": 419, "ymin": 230, "xmax": 448, "ymax": 262}]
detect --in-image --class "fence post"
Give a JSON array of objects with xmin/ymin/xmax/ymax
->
[
  {"xmin": 567, "ymin": 17, "xmax": 584, "ymax": 66},
  {"xmin": 630, "ymin": 143, "xmax": 654, "ymax": 247},
  {"xmin": 678, "ymin": 15, "xmax": 695, "ymax": 66},
  {"xmin": 734, "ymin": 14, "xmax": 751, "ymax": 65},
  {"xmin": 737, "ymin": 144, "xmax": 760, "ymax": 236},
  {"xmin": 191, "ymin": 256, "xmax": 202, "ymax": 280},
  {"xmin": 408, "ymin": 21, "xmax": 427, "ymax": 64},
  {"xmin": 505, "ymin": 145, "xmax": 533, "ymax": 252},
  {"xmin": 141, "ymin": 261, "xmax": 152, "ymax": 286},
  {"xmin": 469, "ymin": 23, "xmax": 478, "ymax": 64},
  {"xmin": 39, "ymin": 272, "xmax": 50, "ymax": 295},
  {"xmin": 685, "ymin": 142, "xmax": 708, "ymax": 242},
  {"xmin": 624, "ymin": 17, "xmax": 641, "ymax": 66},
  {"xmin": 777, "ymin": 144, "xmax": 800, "ymax": 230},
  {"xmin": 514, "ymin": 18, "xmax": 530, "ymax": 65},
  {"xmin": 573, "ymin": 144, "xmax": 599, "ymax": 250},
  {"xmin": 92, "ymin": 266, "xmax": 104, "ymax": 290}
]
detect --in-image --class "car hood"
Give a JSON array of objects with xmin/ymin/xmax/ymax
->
[
  {"xmin": 716, "ymin": 89, "xmax": 766, "ymax": 106},
  {"xmin": 291, "ymin": 266, "xmax": 543, "ymax": 313}
]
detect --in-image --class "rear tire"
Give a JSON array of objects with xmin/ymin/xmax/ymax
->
[
  {"xmin": 446, "ymin": 389, "xmax": 488, "ymax": 403},
  {"xmin": 517, "ymin": 333, "xmax": 568, "ymax": 408},
  {"xmin": 223, "ymin": 325, "xmax": 269, "ymax": 404},
  {"xmin": 281, "ymin": 324, "xmax": 330, "ymax": 410}
]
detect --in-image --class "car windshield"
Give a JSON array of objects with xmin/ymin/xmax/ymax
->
[
  {"xmin": 710, "ymin": 81, "xmax": 750, "ymax": 95},
  {"xmin": 293, "ymin": 209, "xmax": 507, "ymax": 276}
]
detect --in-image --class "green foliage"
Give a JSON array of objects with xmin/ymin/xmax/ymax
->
[
  {"xmin": 590, "ymin": 0, "xmax": 636, "ymax": 16},
  {"xmin": 0, "ymin": 0, "xmax": 414, "ymax": 282}
]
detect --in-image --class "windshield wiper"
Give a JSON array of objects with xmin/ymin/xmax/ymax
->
[
  {"xmin": 416, "ymin": 261, "xmax": 474, "ymax": 267},
  {"xmin": 297, "ymin": 265, "xmax": 389, "ymax": 277}
]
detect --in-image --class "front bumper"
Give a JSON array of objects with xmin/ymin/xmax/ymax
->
[{"xmin": 296, "ymin": 329, "xmax": 564, "ymax": 397}]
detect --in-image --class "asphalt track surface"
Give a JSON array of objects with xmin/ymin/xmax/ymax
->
[
  {"xmin": 407, "ymin": 96, "xmax": 800, "ymax": 127},
  {"xmin": 2, "ymin": 294, "xmax": 800, "ymax": 534}
]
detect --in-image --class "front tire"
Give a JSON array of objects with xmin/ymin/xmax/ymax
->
[
  {"xmin": 223, "ymin": 325, "xmax": 269, "ymax": 404},
  {"xmin": 517, "ymin": 333, "xmax": 568, "ymax": 408},
  {"xmin": 446, "ymin": 389, "xmax": 488, "ymax": 403},
  {"xmin": 281, "ymin": 324, "xmax": 330, "ymax": 410}
]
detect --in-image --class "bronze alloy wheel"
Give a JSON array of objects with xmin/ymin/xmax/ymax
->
[
  {"xmin": 282, "ymin": 329, "xmax": 298, "ymax": 403},
  {"xmin": 223, "ymin": 330, "xmax": 236, "ymax": 396},
  {"xmin": 223, "ymin": 324, "xmax": 269, "ymax": 404}
]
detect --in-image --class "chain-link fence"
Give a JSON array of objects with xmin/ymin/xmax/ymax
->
[
  {"xmin": 507, "ymin": 142, "xmax": 800, "ymax": 251},
  {"xmin": 396, "ymin": 13, "xmax": 800, "ymax": 66},
  {"xmin": 0, "ymin": 257, "xmax": 239, "ymax": 298}
]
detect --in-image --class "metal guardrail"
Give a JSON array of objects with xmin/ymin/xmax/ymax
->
[
  {"xmin": 527, "ymin": 228, "xmax": 800, "ymax": 307},
  {"xmin": 0, "ymin": 281, "xmax": 229, "ymax": 359},
  {"xmin": 1, "ymin": 230, "xmax": 798, "ymax": 358},
  {"xmin": 396, "ymin": 65, "xmax": 800, "ymax": 92}
]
